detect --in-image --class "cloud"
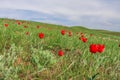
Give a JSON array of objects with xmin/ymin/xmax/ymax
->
[
  {"xmin": 0, "ymin": 0, "xmax": 120, "ymax": 32},
  {"xmin": 0, "ymin": 0, "xmax": 119, "ymax": 18}
]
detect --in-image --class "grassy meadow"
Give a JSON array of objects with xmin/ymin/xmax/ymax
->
[{"xmin": 0, "ymin": 18, "xmax": 120, "ymax": 80}]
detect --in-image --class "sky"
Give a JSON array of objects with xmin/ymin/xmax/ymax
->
[{"xmin": 0, "ymin": 0, "xmax": 120, "ymax": 32}]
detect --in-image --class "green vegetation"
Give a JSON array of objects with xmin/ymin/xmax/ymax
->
[{"xmin": 0, "ymin": 18, "xmax": 120, "ymax": 80}]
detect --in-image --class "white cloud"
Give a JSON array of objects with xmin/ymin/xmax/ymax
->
[
  {"xmin": 0, "ymin": 0, "xmax": 119, "ymax": 19},
  {"xmin": 0, "ymin": 0, "xmax": 120, "ymax": 31}
]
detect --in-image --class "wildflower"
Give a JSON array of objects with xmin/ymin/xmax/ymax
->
[
  {"xmin": 25, "ymin": 32, "xmax": 29, "ymax": 35},
  {"xmin": 38, "ymin": 32, "xmax": 44, "ymax": 39},
  {"xmin": 89, "ymin": 44, "xmax": 98, "ymax": 53},
  {"xmin": 58, "ymin": 50, "xmax": 64, "ymax": 56},
  {"xmin": 61, "ymin": 30, "xmax": 65, "ymax": 35},
  {"xmin": 90, "ymin": 34, "xmax": 93, "ymax": 36},
  {"xmin": 4, "ymin": 23, "xmax": 8, "ymax": 27},
  {"xmin": 37, "ymin": 25, "xmax": 40, "ymax": 29},
  {"xmin": 24, "ymin": 26, "xmax": 27, "ymax": 28},
  {"xmin": 97, "ymin": 44, "xmax": 105, "ymax": 53},
  {"xmin": 68, "ymin": 31, "xmax": 72, "ymax": 36},
  {"xmin": 89, "ymin": 44, "xmax": 105, "ymax": 54},
  {"xmin": 17, "ymin": 22, "xmax": 21, "ymax": 25},
  {"xmin": 81, "ymin": 37, "xmax": 87, "ymax": 43}
]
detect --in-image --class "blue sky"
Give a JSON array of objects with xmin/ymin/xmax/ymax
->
[{"xmin": 0, "ymin": 0, "xmax": 120, "ymax": 32}]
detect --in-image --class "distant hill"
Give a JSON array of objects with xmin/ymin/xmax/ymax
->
[{"xmin": 0, "ymin": 18, "xmax": 120, "ymax": 37}]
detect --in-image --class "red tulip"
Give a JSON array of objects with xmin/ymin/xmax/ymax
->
[
  {"xmin": 90, "ymin": 44, "xmax": 105, "ymax": 54},
  {"xmin": 119, "ymin": 44, "xmax": 120, "ymax": 47},
  {"xmin": 89, "ymin": 44, "xmax": 98, "ymax": 53},
  {"xmin": 81, "ymin": 34, "xmax": 84, "ymax": 37},
  {"xmin": 38, "ymin": 33, "xmax": 44, "ymax": 39},
  {"xmin": 90, "ymin": 34, "xmax": 93, "ymax": 36},
  {"xmin": 61, "ymin": 30, "xmax": 65, "ymax": 35},
  {"xmin": 58, "ymin": 50, "xmax": 64, "ymax": 56},
  {"xmin": 4, "ymin": 24, "xmax": 8, "ymax": 27},
  {"xmin": 17, "ymin": 22, "xmax": 21, "ymax": 25},
  {"xmin": 37, "ymin": 25, "xmax": 40, "ymax": 29},
  {"xmin": 97, "ymin": 44, "xmax": 105, "ymax": 53},
  {"xmin": 68, "ymin": 31, "xmax": 72, "ymax": 36},
  {"xmin": 25, "ymin": 32, "xmax": 29, "ymax": 35},
  {"xmin": 81, "ymin": 37, "xmax": 87, "ymax": 43},
  {"xmin": 24, "ymin": 26, "xmax": 27, "ymax": 28}
]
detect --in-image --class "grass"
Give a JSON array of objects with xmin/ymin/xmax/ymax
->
[{"xmin": 0, "ymin": 18, "xmax": 120, "ymax": 80}]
